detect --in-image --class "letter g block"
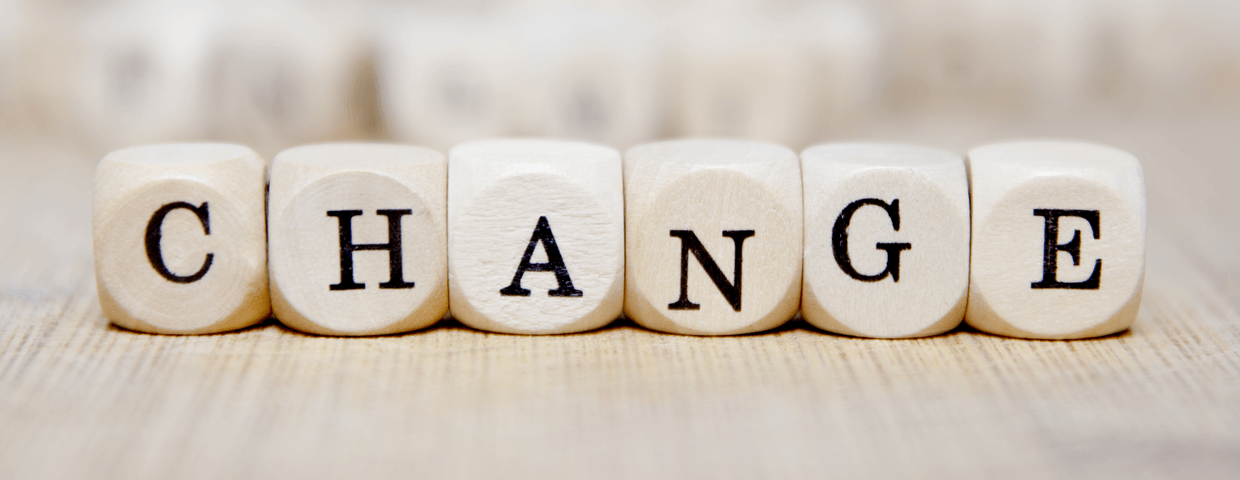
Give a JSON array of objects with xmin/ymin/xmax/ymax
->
[
  {"xmin": 93, "ymin": 143, "xmax": 270, "ymax": 334},
  {"xmin": 967, "ymin": 140, "xmax": 1146, "ymax": 339},
  {"xmin": 801, "ymin": 143, "xmax": 970, "ymax": 338},
  {"xmin": 268, "ymin": 143, "xmax": 448, "ymax": 336}
]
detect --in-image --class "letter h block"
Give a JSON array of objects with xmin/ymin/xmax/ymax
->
[
  {"xmin": 624, "ymin": 139, "xmax": 802, "ymax": 335},
  {"xmin": 268, "ymin": 143, "xmax": 448, "ymax": 336},
  {"xmin": 801, "ymin": 143, "xmax": 970, "ymax": 338},
  {"xmin": 448, "ymin": 139, "xmax": 624, "ymax": 334},
  {"xmin": 93, "ymin": 144, "xmax": 270, "ymax": 334},
  {"xmin": 967, "ymin": 140, "xmax": 1146, "ymax": 339}
]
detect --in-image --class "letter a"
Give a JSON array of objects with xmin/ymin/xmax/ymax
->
[{"xmin": 500, "ymin": 216, "xmax": 583, "ymax": 297}]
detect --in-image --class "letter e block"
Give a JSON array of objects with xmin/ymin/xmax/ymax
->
[
  {"xmin": 801, "ymin": 143, "xmax": 970, "ymax": 338},
  {"xmin": 93, "ymin": 144, "xmax": 269, "ymax": 334},
  {"xmin": 967, "ymin": 140, "xmax": 1146, "ymax": 339},
  {"xmin": 624, "ymin": 139, "xmax": 802, "ymax": 335},
  {"xmin": 448, "ymin": 139, "xmax": 623, "ymax": 334},
  {"xmin": 268, "ymin": 143, "xmax": 448, "ymax": 336}
]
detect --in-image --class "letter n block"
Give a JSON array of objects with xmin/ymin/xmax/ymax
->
[
  {"xmin": 268, "ymin": 143, "xmax": 448, "ymax": 336},
  {"xmin": 624, "ymin": 139, "xmax": 802, "ymax": 335},
  {"xmin": 967, "ymin": 140, "xmax": 1146, "ymax": 339},
  {"xmin": 448, "ymin": 139, "xmax": 623, "ymax": 334},
  {"xmin": 801, "ymin": 143, "xmax": 970, "ymax": 338},
  {"xmin": 93, "ymin": 144, "xmax": 269, "ymax": 334}
]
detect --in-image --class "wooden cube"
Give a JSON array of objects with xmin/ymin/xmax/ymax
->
[
  {"xmin": 203, "ymin": 4, "xmax": 363, "ymax": 154},
  {"xmin": 72, "ymin": 3, "xmax": 218, "ymax": 148},
  {"xmin": 801, "ymin": 143, "xmax": 970, "ymax": 338},
  {"xmin": 624, "ymin": 139, "xmax": 802, "ymax": 335},
  {"xmin": 268, "ymin": 143, "xmax": 448, "ymax": 336},
  {"xmin": 377, "ymin": 15, "xmax": 514, "ymax": 152},
  {"xmin": 93, "ymin": 143, "xmax": 269, "ymax": 334},
  {"xmin": 508, "ymin": 11, "xmax": 665, "ymax": 148},
  {"xmin": 448, "ymin": 139, "xmax": 623, "ymax": 334},
  {"xmin": 966, "ymin": 140, "xmax": 1146, "ymax": 339},
  {"xmin": 671, "ymin": 16, "xmax": 813, "ymax": 146}
]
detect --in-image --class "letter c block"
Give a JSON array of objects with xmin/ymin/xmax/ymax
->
[
  {"xmin": 967, "ymin": 140, "xmax": 1146, "ymax": 339},
  {"xmin": 268, "ymin": 143, "xmax": 448, "ymax": 336},
  {"xmin": 448, "ymin": 139, "xmax": 624, "ymax": 334},
  {"xmin": 624, "ymin": 139, "xmax": 802, "ymax": 335},
  {"xmin": 93, "ymin": 143, "xmax": 270, "ymax": 334},
  {"xmin": 801, "ymin": 143, "xmax": 970, "ymax": 338}
]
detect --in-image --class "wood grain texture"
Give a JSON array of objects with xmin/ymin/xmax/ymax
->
[{"xmin": 2, "ymin": 116, "xmax": 1239, "ymax": 479}]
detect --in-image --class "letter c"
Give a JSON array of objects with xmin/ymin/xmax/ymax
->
[{"xmin": 144, "ymin": 201, "xmax": 214, "ymax": 283}]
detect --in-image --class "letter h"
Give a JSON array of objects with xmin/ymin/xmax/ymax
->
[{"xmin": 326, "ymin": 209, "xmax": 416, "ymax": 291}]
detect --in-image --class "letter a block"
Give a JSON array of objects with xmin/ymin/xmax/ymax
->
[
  {"xmin": 801, "ymin": 143, "xmax": 970, "ymax": 338},
  {"xmin": 93, "ymin": 144, "xmax": 269, "ymax": 334},
  {"xmin": 268, "ymin": 143, "xmax": 448, "ymax": 336},
  {"xmin": 448, "ymin": 139, "xmax": 623, "ymax": 334},
  {"xmin": 624, "ymin": 139, "xmax": 802, "ymax": 335},
  {"xmin": 967, "ymin": 140, "xmax": 1146, "ymax": 339}
]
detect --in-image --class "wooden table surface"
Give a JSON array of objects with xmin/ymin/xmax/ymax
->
[{"xmin": 2, "ymin": 116, "xmax": 1238, "ymax": 479}]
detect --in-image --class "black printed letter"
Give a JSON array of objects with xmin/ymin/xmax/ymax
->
[
  {"xmin": 499, "ymin": 216, "xmax": 583, "ymax": 297},
  {"xmin": 668, "ymin": 230, "xmax": 755, "ymax": 312},
  {"xmin": 1031, "ymin": 209, "xmax": 1101, "ymax": 290},
  {"xmin": 145, "ymin": 201, "xmax": 213, "ymax": 283},
  {"xmin": 327, "ymin": 209, "xmax": 416, "ymax": 291},
  {"xmin": 831, "ymin": 198, "xmax": 911, "ymax": 283}
]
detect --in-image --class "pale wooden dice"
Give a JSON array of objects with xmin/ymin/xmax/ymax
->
[
  {"xmin": 203, "ymin": 3, "xmax": 363, "ymax": 154},
  {"xmin": 801, "ymin": 143, "xmax": 970, "ymax": 338},
  {"xmin": 448, "ymin": 139, "xmax": 623, "ymax": 334},
  {"xmin": 268, "ymin": 143, "xmax": 448, "ymax": 336},
  {"xmin": 93, "ymin": 143, "xmax": 269, "ymax": 334},
  {"xmin": 671, "ymin": 15, "xmax": 813, "ymax": 146},
  {"xmin": 624, "ymin": 139, "xmax": 802, "ymax": 335},
  {"xmin": 508, "ymin": 11, "xmax": 665, "ymax": 148},
  {"xmin": 377, "ymin": 15, "xmax": 515, "ymax": 152},
  {"xmin": 72, "ymin": 3, "xmax": 219, "ymax": 148},
  {"xmin": 967, "ymin": 140, "xmax": 1146, "ymax": 339}
]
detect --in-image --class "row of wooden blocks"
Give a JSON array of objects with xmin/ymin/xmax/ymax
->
[{"xmin": 93, "ymin": 138, "xmax": 1146, "ymax": 340}]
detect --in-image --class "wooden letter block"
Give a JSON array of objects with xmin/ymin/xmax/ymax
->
[
  {"xmin": 801, "ymin": 143, "xmax": 970, "ymax": 338},
  {"xmin": 624, "ymin": 139, "xmax": 802, "ymax": 335},
  {"xmin": 268, "ymin": 143, "xmax": 448, "ymax": 336},
  {"xmin": 448, "ymin": 139, "xmax": 623, "ymax": 334},
  {"xmin": 93, "ymin": 143, "xmax": 269, "ymax": 334},
  {"xmin": 967, "ymin": 140, "xmax": 1146, "ymax": 339}
]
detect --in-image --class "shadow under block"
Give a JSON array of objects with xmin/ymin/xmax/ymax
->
[
  {"xmin": 268, "ymin": 143, "xmax": 448, "ymax": 336},
  {"xmin": 966, "ymin": 140, "xmax": 1146, "ymax": 339},
  {"xmin": 448, "ymin": 139, "xmax": 624, "ymax": 334},
  {"xmin": 800, "ymin": 143, "xmax": 969, "ymax": 338},
  {"xmin": 624, "ymin": 139, "xmax": 803, "ymax": 335},
  {"xmin": 92, "ymin": 143, "xmax": 270, "ymax": 334}
]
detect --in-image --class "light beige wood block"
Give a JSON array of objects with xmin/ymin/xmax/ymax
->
[
  {"xmin": 377, "ymin": 15, "xmax": 514, "ymax": 152},
  {"xmin": 967, "ymin": 140, "xmax": 1146, "ymax": 339},
  {"xmin": 448, "ymin": 139, "xmax": 623, "ymax": 334},
  {"xmin": 92, "ymin": 143, "xmax": 269, "ymax": 334},
  {"xmin": 624, "ymin": 139, "xmax": 802, "ymax": 335},
  {"xmin": 801, "ymin": 143, "xmax": 970, "ymax": 338},
  {"xmin": 268, "ymin": 143, "xmax": 448, "ymax": 336},
  {"xmin": 508, "ymin": 11, "xmax": 665, "ymax": 148},
  {"xmin": 203, "ymin": 3, "xmax": 363, "ymax": 154},
  {"xmin": 671, "ymin": 15, "xmax": 813, "ymax": 146},
  {"xmin": 72, "ymin": 3, "xmax": 220, "ymax": 148}
]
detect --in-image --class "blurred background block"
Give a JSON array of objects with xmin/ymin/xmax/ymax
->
[{"xmin": 0, "ymin": 0, "xmax": 1234, "ymax": 155}]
